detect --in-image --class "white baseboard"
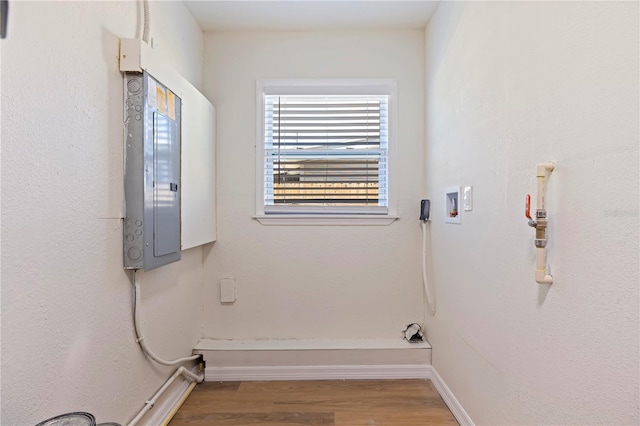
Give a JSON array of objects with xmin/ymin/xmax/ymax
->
[
  {"xmin": 196, "ymin": 338, "xmax": 432, "ymax": 367},
  {"xmin": 205, "ymin": 364, "xmax": 431, "ymax": 381},
  {"xmin": 136, "ymin": 364, "xmax": 199, "ymax": 426},
  {"xmin": 426, "ymin": 366, "xmax": 475, "ymax": 426}
]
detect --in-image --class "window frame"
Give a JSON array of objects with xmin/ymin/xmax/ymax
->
[{"xmin": 254, "ymin": 79, "xmax": 398, "ymax": 226}]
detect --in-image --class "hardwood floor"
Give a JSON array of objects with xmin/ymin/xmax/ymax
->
[{"xmin": 169, "ymin": 379, "xmax": 458, "ymax": 426}]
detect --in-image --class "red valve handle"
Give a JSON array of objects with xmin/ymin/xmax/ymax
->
[{"xmin": 525, "ymin": 194, "xmax": 531, "ymax": 219}]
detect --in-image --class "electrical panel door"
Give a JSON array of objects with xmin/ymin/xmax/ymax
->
[{"xmin": 124, "ymin": 71, "xmax": 181, "ymax": 270}]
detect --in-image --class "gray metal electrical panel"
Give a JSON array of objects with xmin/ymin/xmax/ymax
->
[{"xmin": 124, "ymin": 71, "xmax": 181, "ymax": 270}]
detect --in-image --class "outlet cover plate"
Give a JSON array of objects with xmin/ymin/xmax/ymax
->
[
  {"xmin": 220, "ymin": 278, "xmax": 236, "ymax": 303},
  {"xmin": 463, "ymin": 186, "xmax": 473, "ymax": 211}
]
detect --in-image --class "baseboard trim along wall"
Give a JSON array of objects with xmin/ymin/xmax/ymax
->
[
  {"xmin": 134, "ymin": 364, "xmax": 200, "ymax": 426},
  {"xmin": 205, "ymin": 364, "xmax": 431, "ymax": 381},
  {"xmin": 427, "ymin": 366, "xmax": 475, "ymax": 426},
  {"xmin": 194, "ymin": 338, "xmax": 432, "ymax": 367}
]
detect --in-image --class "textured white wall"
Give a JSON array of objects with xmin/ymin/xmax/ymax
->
[
  {"xmin": 202, "ymin": 31, "xmax": 426, "ymax": 339},
  {"xmin": 424, "ymin": 2, "xmax": 639, "ymax": 424},
  {"xmin": 1, "ymin": 1, "xmax": 204, "ymax": 424}
]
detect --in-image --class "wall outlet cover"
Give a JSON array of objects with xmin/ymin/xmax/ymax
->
[
  {"xmin": 220, "ymin": 278, "xmax": 236, "ymax": 303},
  {"xmin": 463, "ymin": 186, "xmax": 473, "ymax": 211}
]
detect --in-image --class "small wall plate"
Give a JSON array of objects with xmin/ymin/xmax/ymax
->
[{"xmin": 463, "ymin": 186, "xmax": 473, "ymax": 211}]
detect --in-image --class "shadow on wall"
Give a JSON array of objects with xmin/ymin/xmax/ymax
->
[{"xmin": 537, "ymin": 283, "xmax": 551, "ymax": 305}]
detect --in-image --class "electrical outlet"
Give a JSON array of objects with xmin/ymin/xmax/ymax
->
[
  {"xmin": 220, "ymin": 278, "xmax": 236, "ymax": 303},
  {"xmin": 463, "ymin": 186, "xmax": 473, "ymax": 211}
]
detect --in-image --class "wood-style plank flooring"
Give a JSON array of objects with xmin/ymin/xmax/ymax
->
[{"xmin": 169, "ymin": 379, "xmax": 458, "ymax": 426}]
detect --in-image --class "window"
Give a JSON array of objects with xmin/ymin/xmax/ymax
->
[{"xmin": 255, "ymin": 79, "xmax": 397, "ymax": 225}]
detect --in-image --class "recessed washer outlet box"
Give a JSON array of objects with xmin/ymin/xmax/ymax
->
[
  {"xmin": 123, "ymin": 71, "xmax": 182, "ymax": 270},
  {"xmin": 445, "ymin": 187, "xmax": 461, "ymax": 224}
]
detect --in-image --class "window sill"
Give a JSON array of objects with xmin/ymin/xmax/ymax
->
[{"xmin": 253, "ymin": 214, "xmax": 399, "ymax": 226}]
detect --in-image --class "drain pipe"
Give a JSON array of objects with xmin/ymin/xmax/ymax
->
[{"xmin": 526, "ymin": 162, "xmax": 555, "ymax": 284}]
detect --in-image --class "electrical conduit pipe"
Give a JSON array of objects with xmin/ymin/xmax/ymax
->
[
  {"xmin": 128, "ymin": 8, "xmax": 203, "ymax": 423},
  {"xmin": 142, "ymin": 0, "xmax": 150, "ymax": 44},
  {"xmin": 133, "ymin": 278, "xmax": 201, "ymax": 366},
  {"xmin": 128, "ymin": 273, "xmax": 204, "ymax": 426},
  {"xmin": 421, "ymin": 221, "xmax": 436, "ymax": 315}
]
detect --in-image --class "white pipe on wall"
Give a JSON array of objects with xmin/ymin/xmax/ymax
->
[
  {"xmin": 129, "ymin": 271, "xmax": 204, "ymax": 425},
  {"xmin": 534, "ymin": 162, "xmax": 554, "ymax": 284},
  {"xmin": 421, "ymin": 221, "xmax": 436, "ymax": 315},
  {"xmin": 536, "ymin": 162, "xmax": 554, "ymax": 208},
  {"xmin": 535, "ymin": 247, "xmax": 553, "ymax": 284},
  {"xmin": 142, "ymin": 0, "xmax": 150, "ymax": 44},
  {"xmin": 133, "ymin": 277, "xmax": 200, "ymax": 366}
]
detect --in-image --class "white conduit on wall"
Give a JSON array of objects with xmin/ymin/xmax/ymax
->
[
  {"xmin": 133, "ymin": 277, "xmax": 201, "ymax": 366},
  {"xmin": 128, "ymin": 271, "xmax": 204, "ymax": 426},
  {"xmin": 127, "ymin": 4, "xmax": 202, "ymax": 425},
  {"xmin": 421, "ymin": 221, "xmax": 436, "ymax": 315},
  {"xmin": 142, "ymin": 0, "xmax": 150, "ymax": 44},
  {"xmin": 533, "ymin": 162, "xmax": 555, "ymax": 284}
]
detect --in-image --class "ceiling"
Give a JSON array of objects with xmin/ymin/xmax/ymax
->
[{"xmin": 184, "ymin": 1, "xmax": 440, "ymax": 31}]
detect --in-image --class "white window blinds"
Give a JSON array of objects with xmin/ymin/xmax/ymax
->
[{"xmin": 263, "ymin": 94, "xmax": 389, "ymax": 214}]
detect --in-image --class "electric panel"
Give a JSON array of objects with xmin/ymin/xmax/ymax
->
[{"xmin": 124, "ymin": 71, "xmax": 181, "ymax": 270}]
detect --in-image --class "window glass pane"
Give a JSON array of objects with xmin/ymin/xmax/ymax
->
[{"xmin": 264, "ymin": 94, "xmax": 389, "ymax": 211}]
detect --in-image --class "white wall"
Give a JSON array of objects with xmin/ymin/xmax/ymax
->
[
  {"xmin": 1, "ymin": 1, "xmax": 204, "ymax": 423},
  {"xmin": 424, "ymin": 2, "xmax": 639, "ymax": 424},
  {"xmin": 203, "ymin": 31, "xmax": 426, "ymax": 339}
]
